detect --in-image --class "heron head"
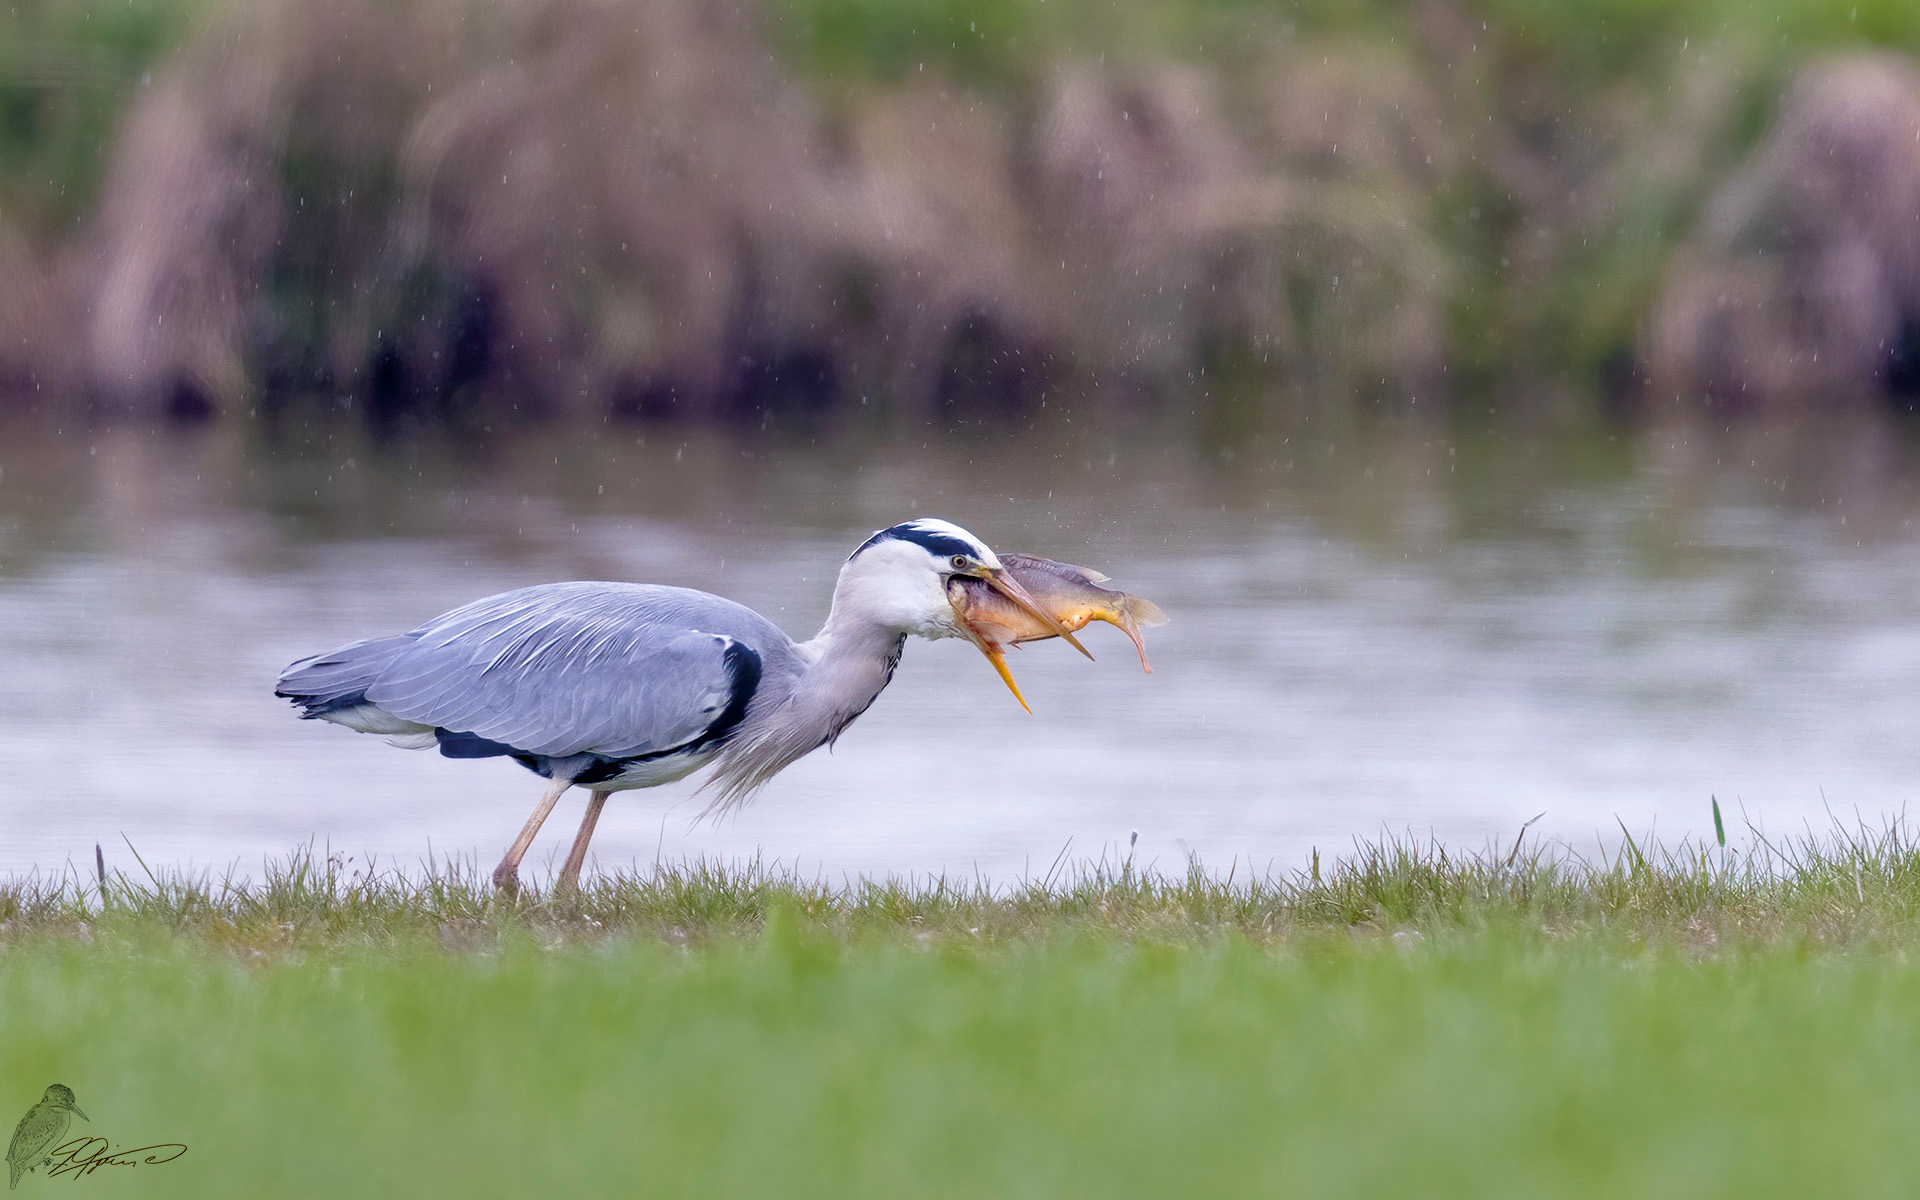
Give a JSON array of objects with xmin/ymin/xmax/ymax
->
[
  {"xmin": 839, "ymin": 519, "xmax": 1087, "ymax": 709},
  {"xmin": 841, "ymin": 519, "xmax": 1002, "ymax": 635}
]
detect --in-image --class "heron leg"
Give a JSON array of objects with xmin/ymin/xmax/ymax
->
[
  {"xmin": 558, "ymin": 790, "xmax": 610, "ymax": 894},
  {"xmin": 492, "ymin": 773, "xmax": 574, "ymax": 894}
]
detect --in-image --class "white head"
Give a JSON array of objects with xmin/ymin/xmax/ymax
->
[
  {"xmin": 800, "ymin": 518, "xmax": 1090, "ymax": 718},
  {"xmin": 830, "ymin": 518, "xmax": 1004, "ymax": 639}
]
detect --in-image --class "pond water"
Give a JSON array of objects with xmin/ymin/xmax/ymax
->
[{"xmin": 5, "ymin": 401, "xmax": 1920, "ymax": 884}]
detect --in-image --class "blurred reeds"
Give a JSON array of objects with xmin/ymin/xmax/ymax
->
[{"xmin": 4, "ymin": 0, "xmax": 1920, "ymax": 422}]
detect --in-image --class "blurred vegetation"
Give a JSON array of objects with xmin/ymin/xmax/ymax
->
[
  {"xmin": 2, "ymin": 0, "xmax": 1920, "ymax": 420},
  {"xmin": 767, "ymin": 0, "xmax": 1920, "ymax": 389},
  {"xmin": 772, "ymin": 0, "xmax": 1920, "ymax": 82},
  {"xmin": 0, "ymin": 0, "xmax": 205, "ymax": 231}
]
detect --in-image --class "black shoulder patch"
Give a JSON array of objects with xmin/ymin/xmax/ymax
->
[
  {"xmin": 569, "ymin": 641, "xmax": 763, "ymax": 786},
  {"xmin": 433, "ymin": 641, "xmax": 764, "ymax": 787},
  {"xmin": 849, "ymin": 520, "xmax": 982, "ymax": 563},
  {"xmin": 686, "ymin": 639, "xmax": 763, "ymax": 753}
]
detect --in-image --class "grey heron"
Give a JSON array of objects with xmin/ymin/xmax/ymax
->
[{"xmin": 276, "ymin": 519, "xmax": 1089, "ymax": 893}]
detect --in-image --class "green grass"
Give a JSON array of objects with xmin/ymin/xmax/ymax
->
[
  {"xmin": 5, "ymin": 824, "xmax": 1920, "ymax": 1195},
  {"xmin": 4, "ymin": 912, "xmax": 1920, "ymax": 1196}
]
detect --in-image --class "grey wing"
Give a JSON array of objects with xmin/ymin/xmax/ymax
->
[{"xmin": 364, "ymin": 586, "xmax": 760, "ymax": 759}]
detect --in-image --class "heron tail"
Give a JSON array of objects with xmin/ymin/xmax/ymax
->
[{"xmin": 275, "ymin": 633, "xmax": 418, "ymax": 717}]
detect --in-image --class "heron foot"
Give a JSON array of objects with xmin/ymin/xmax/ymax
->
[
  {"xmin": 491, "ymin": 862, "xmax": 521, "ymax": 896},
  {"xmin": 492, "ymin": 774, "xmax": 574, "ymax": 900}
]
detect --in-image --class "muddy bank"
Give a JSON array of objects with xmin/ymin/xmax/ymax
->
[{"xmin": 4, "ymin": 0, "xmax": 1919, "ymax": 423}]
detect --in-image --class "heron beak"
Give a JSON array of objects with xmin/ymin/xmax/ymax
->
[
  {"xmin": 947, "ymin": 577, "xmax": 1035, "ymax": 713},
  {"xmin": 975, "ymin": 638, "xmax": 1033, "ymax": 715},
  {"xmin": 980, "ymin": 568, "xmax": 1095, "ymax": 661}
]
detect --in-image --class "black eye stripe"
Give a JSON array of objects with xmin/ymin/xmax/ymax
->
[{"xmin": 849, "ymin": 522, "xmax": 985, "ymax": 563}]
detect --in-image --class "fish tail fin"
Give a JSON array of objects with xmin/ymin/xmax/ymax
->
[
  {"xmin": 1109, "ymin": 597, "xmax": 1167, "ymax": 673},
  {"xmin": 1122, "ymin": 597, "xmax": 1168, "ymax": 628}
]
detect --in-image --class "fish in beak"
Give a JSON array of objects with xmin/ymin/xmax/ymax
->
[
  {"xmin": 980, "ymin": 568, "xmax": 1095, "ymax": 659},
  {"xmin": 951, "ymin": 566, "xmax": 1091, "ymax": 712},
  {"xmin": 948, "ymin": 554, "xmax": 1167, "ymax": 711}
]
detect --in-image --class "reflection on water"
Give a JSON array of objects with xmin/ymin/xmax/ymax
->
[{"xmin": 6, "ymin": 402, "xmax": 1920, "ymax": 882}]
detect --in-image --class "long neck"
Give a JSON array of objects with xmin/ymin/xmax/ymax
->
[
  {"xmin": 704, "ymin": 585, "xmax": 908, "ymax": 812},
  {"xmin": 797, "ymin": 610, "xmax": 907, "ymax": 727}
]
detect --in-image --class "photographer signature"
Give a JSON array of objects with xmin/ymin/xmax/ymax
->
[{"xmin": 45, "ymin": 1139, "xmax": 187, "ymax": 1180}]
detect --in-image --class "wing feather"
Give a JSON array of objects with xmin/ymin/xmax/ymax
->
[{"xmin": 362, "ymin": 583, "xmax": 782, "ymax": 759}]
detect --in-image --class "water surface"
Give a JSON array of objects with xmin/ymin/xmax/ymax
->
[{"xmin": 5, "ymin": 405, "xmax": 1919, "ymax": 883}]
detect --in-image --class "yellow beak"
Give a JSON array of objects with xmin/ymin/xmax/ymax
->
[{"xmin": 975, "ymin": 640, "xmax": 1032, "ymax": 714}]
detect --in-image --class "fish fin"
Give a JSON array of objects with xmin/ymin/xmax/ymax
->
[
  {"xmin": 1121, "ymin": 596, "xmax": 1167, "ymax": 627},
  {"xmin": 1115, "ymin": 615, "xmax": 1154, "ymax": 673},
  {"xmin": 1109, "ymin": 597, "xmax": 1166, "ymax": 672},
  {"xmin": 1000, "ymin": 552, "xmax": 1110, "ymax": 585}
]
